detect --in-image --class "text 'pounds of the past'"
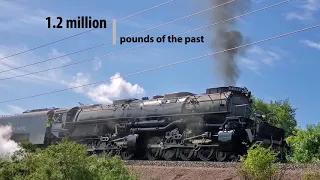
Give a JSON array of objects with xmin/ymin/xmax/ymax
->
[{"xmin": 119, "ymin": 35, "xmax": 205, "ymax": 45}]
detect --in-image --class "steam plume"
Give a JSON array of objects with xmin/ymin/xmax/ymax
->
[
  {"xmin": 0, "ymin": 125, "xmax": 20, "ymax": 159},
  {"xmin": 210, "ymin": 0, "xmax": 250, "ymax": 86}
]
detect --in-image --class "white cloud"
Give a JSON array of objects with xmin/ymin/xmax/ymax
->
[
  {"xmin": 0, "ymin": 111, "xmax": 8, "ymax": 116},
  {"xmin": 66, "ymin": 73, "xmax": 145, "ymax": 104},
  {"xmin": 47, "ymin": 49, "xmax": 72, "ymax": 81},
  {"xmin": 300, "ymin": 40, "xmax": 320, "ymax": 50},
  {"xmin": 240, "ymin": 57, "xmax": 260, "ymax": 71},
  {"xmin": 65, "ymin": 72, "xmax": 91, "ymax": 93},
  {"xmin": 93, "ymin": 58, "xmax": 102, "ymax": 71},
  {"xmin": 285, "ymin": 0, "xmax": 319, "ymax": 21},
  {"xmin": 0, "ymin": 1, "xmax": 54, "ymax": 33},
  {"xmin": 7, "ymin": 105, "xmax": 25, "ymax": 114},
  {"xmin": 248, "ymin": 46, "xmax": 281, "ymax": 67},
  {"xmin": 251, "ymin": 0, "xmax": 266, "ymax": 3},
  {"xmin": 239, "ymin": 46, "xmax": 283, "ymax": 75},
  {"xmin": 0, "ymin": 44, "xmax": 146, "ymax": 105},
  {"xmin": 0, "ymin": 46, "xmax": 66, "ymax": 86},
  {"xmin": 0, "ymin": 105, "xmax": 25, "ymax": 115},
  {"xmin": 87, "ymin": 73, "xmax": 145, "ymax": 104}
]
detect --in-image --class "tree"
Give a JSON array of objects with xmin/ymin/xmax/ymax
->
[
  {"xmin": 286, "ymin": 123, "xmax": 320, "ymax": 163},
  {"xmin": 251, "ymin": 97, "xmax": 297, "ymax": 136},
  {"xmin": 0, "ymin": 140, "xmax": 138, "ymax": 180}
]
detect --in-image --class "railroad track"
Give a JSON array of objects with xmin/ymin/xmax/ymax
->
[{"xmin": 124, "ymin": 160, "xmax": 320, "ymax": 170}]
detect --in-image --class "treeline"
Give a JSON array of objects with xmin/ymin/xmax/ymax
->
[{"xmin": 252, "ymin": 97, "xmax": 320, "ymax": 163}]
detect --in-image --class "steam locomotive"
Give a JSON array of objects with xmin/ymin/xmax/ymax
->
[{"xmin": 0, "ymin": 86, "xmax": 288, "ymax": 161}]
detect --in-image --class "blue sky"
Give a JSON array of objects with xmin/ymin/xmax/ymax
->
[{"xmin": 0, "ymin": 0, "xmax": 319, "ymax": 128}]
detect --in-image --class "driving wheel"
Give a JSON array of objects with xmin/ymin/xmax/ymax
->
[
  {"xmin": 179, "ymin": 148, "xmax": 195, "ymax": 161},
  {"xmin": 198, "ymin": 147, "xmax": 214, "ymax": 161},
  {"xmin": 146, "ymin": 136, "xmax": 162, "ymax": 160},
  {"xmin": 215, "ymin": 150, "xmax": 228, "ymax": 162}
]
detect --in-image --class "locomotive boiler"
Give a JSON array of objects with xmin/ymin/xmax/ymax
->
[{"xmin": 0, "ymin": 86, "xmax": 287, "ymax": 162}]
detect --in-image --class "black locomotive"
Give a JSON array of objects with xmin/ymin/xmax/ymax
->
[{"xmin": 0, "ymin": 86, "xmax": 288, "ymax": 161}]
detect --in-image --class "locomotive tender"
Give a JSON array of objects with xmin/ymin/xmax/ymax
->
[{"xmin": 0, "ymin": 86, "xmax": 287, "ymax": 161}]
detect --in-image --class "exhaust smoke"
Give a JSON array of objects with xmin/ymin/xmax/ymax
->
[
  {"xmin": 210, "ymin": 0, "xmax": 251, "ymax": 86},
  {"xmin": 0, "ymin": 125, "xmax": 20, "ymax": 159}
]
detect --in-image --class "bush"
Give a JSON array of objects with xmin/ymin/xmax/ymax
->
[
  {"xmin": 237, "ymin": 144, "xmax": 284, "ymax": 180},
  {"xmin": 19, "ymin": 141, "xmax": 37, "ymax": 153},
  {"xmin": 286, "ymin": 123, "xmax": 320, "ymax": 163},
  {"xmin": 0, "ymin": 140, "xmax": 138, "ymax": 180}
]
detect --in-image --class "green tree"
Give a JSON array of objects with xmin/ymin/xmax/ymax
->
[
  {"xmin": 0, "ymin": 140, "xmax": 138, "ymax": 180},
  {"xmin": 251, "ymin": 97, "xmax": 297, "ymax": 136},
  {"xmin": 286, "ymin": 123, "xmax": 320, "ymax": 163}
]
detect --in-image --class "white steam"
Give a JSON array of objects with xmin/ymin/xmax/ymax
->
[{"xmin": 0, "ymin": 125, "xmax": 20, "ymax": 159}]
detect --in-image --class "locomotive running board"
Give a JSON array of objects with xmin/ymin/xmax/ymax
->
[{"xmin": 147, "ymin": 143, "xmax": 219, "ymax": 149}]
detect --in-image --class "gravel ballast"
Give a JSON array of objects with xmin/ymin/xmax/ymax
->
[{"xmin": 125, "ymin": 161, "xmax": 320, "ymax": 180}]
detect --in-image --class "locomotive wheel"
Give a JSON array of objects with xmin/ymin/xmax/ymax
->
[
  {"xmin": 198, "ymin": 147, "xmax": 214, "ymax": 161},
  {"xmin": 162, "ymin": 139, "xmax": 177, "ymax": 161},
  {"xmin": 179, "ymin": 148, "xmax": 194, "ymax": 161},
  {"xmin": 163, "ymin": 148, "xmax": 177, "ymax": 161},
  {"xmin": 215, "ymin": 150, "xmax": 228, "ymax": 162},
  {"xmin": 146, "ymin": 137, "xmax": 162, "ymax": 160},
  {"xmin": 120, "ymin": 150, "xmax": 134, "ymax": 160}
]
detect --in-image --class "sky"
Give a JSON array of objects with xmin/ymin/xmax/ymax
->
[{"xmin": 0, "ymin": 0, "xmax": 319, "ymax": 128}]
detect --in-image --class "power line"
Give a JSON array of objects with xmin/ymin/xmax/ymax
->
[
  {"xmin": 0, "ymin": 0, "xmax": 178, "ymax": 61},
  {"xmin": 0, "ymin": 0, "xmax": 238, "ymax": 75},
  {"xmin": 0, "ymin": 23, "xmax": 318, "ymax": 104},
  {"xmin": 0, "ymin": 0, "xmax": 292, "ymax": 81}
]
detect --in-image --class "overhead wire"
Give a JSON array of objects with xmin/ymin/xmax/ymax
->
[
  {"xmin": 0, "ymin": 0, "xmax": 238, "ymax": 75},
  {"xmin": 0, "ymin": 0, "xmax": 292, "ymax": 81},
  {"xmin": 0, "ymin": 23, "xmax": 318, "ymax": 104},
  {"xmin": 0, "ymin": 0, "xmax": 179, "ymax": 61}
]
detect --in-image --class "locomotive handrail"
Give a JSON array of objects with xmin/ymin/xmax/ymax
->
[
  {"xmin": 0, "ymin": 114, "xmax": 20, "ymax": 118},
  {"xmin": 234, "ymin": 104, "xmax": 250, "ymax": 107}
]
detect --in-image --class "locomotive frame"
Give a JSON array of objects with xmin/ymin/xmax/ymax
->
[{"xmin": 0, "ymin": 86, "xmax": 288, "ymax": 162}]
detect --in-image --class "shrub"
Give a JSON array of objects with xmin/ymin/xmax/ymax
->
[
  {"xmin": 237, "ymin": 144, "xmax": 284, "ymax": 180},
  {"xmin": 19, "ymin": 141, "xmax": 37, "ymax": 153},
  {"xmin": 286, "ymin": 123, "xmax": 320, "ymax": 163},
  {"xmin": 0, "ymin": 140, "xmax": 138, "ymax": 180}
]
